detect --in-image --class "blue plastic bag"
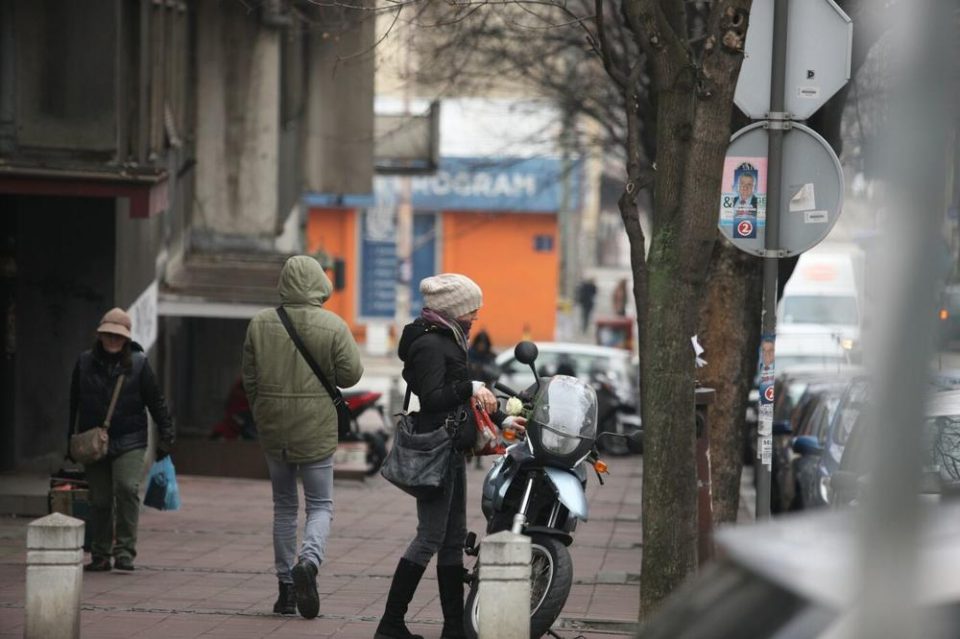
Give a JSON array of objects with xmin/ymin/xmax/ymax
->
[{"xmin": 143, "ymin": 457, "xmax": 181, "ymax": 511}]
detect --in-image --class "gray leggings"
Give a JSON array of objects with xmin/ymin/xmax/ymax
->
[{"xmin": 403, "ymin": 452, "xmax": 466, "ymax": 567}]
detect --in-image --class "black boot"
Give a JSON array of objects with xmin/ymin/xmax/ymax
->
[
  {"xmin": 374, "ymin": 558, "xmax": 426, "ymax": 639},
  {"xmin": 437, "ymin": 564, "xmax": 467, "ymax": 639},
  {"xmin": 291, "ymin": 558, "xmax": 320, "ymax": 619},
  {"xmin": 272, "ymin": 581, "xmax": 297, "ymax": 615}
]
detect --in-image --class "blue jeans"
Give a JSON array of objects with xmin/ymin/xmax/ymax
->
[{"xmin": 264, "ymin": 454, "xmax": 334, "ymax": 583}]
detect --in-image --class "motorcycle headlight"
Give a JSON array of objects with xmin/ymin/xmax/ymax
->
[
  {"xmin": 819, "ymin": 474, "xmax": 832, "ymax": 504},
  {"xmin": 539, "ymin": 425, "xmax": 581, "ymax": 456}
]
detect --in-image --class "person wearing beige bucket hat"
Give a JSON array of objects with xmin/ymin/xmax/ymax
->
[{"xmin": 69, "ymin": 307, "xmax": 175, "ymax": 572}]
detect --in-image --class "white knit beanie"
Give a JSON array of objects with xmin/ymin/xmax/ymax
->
[{"xmin": 420, "ymin": 273, "xmax": 483, "ymax": 319}]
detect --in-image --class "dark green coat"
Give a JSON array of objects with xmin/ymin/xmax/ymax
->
[{"xmin": 242, "ymin": 256, "xmax": 363, "ymax": 463}]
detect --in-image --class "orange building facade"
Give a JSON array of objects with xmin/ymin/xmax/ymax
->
[{"xmin": 305, "ymin": 157, "xmax": 577, "ymax": 347}]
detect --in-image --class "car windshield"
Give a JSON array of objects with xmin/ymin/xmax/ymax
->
[
  {"xmin": 502, "ymin": 349, "xmax": 634, "ymax": 392},
  {"xmin": 781, "ymin": 295, "xmax": 859, "ymax": 325}
]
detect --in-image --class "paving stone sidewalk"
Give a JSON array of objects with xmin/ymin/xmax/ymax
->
[{"xmin": 0, "ymin": 456, "xmax": 643, "ymax": 638}]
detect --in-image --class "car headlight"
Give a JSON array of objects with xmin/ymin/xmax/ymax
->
[
  {"xmin": 840, "ymin": 338, "xmax": 856, "ymax": 351},
  {"xmin": 819, "ymin": 474, "xmax": 832, "ymax": 504}
]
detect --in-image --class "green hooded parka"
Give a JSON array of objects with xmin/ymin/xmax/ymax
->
[{"xmin": 242, "ymin": 256, "xmax": 363, "ymax": 463}]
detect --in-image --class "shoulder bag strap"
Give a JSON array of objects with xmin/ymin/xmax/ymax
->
[
  {"xmin": 103, "ymin": 374, "xmax": 125, "ymax": 431},
  {"xmin": 276, "ymin": 307, "xmax": 344, "ymax": 409}
]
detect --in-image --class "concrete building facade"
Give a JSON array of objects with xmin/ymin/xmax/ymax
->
[{"xmin": 0, "ymin": 0, "xmax": 377, "ymax": 468}]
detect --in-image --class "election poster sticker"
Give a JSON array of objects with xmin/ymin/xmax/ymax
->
[{"xmin": 719, "ymin": 156, "xmax": 768, "ymax": 239}]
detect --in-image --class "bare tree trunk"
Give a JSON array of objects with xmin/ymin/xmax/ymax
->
[
  {"xmin": 697, "ymin": 239, "xmax": 763, "ymax": 524},
  {"xmin": 630, "ymin": 0, "xmax": 752, "ymax": 615}
]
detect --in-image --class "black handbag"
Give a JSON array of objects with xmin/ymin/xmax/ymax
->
[
  {"xmin": 446, "ymin": 403, "xmax": 478, "ymax": 452},
  {"xmin": 380, "ymin": 388, "xmax": 454, "ymax": 499},
  {"xmin": 276, "ymin": 306, "xmax": 351, "ymax": 440}
]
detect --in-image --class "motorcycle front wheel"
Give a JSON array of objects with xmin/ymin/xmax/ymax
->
[{"xmin": 464, "ymin": 533, "xmax": 573, "ymax": 639}]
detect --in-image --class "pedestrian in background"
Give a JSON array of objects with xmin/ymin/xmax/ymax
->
[
  {"xmin": 613, "ymin": 278, "xmax": 628, "ymax": 317},
  {"xmin": 467, "ymin": 330, "xmax": 498, "ymax": 469},
  {"xmin": 467, "ymin": 329, "xmax": 498, "ymax": 386},
  {"xmin": 242, "ymin": 256, "xmax": 363, "ymax": 618},
  {"xmin": 576, "ymin": 278, "xmax": 598, "ymax": 333},
  {"xmin": 69, "ymin": 307, "xmax": 175, "ymax": 572},
  {"xmin": 376, "ymin": 273, "xmax": 524, "ymax": 639}
]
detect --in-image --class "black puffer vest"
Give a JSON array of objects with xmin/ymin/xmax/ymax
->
[{"xmin": 74, "ymin": 347, "xmax": 149, "ymax": 455}]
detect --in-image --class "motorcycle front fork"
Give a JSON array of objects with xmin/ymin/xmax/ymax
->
[
  {"xmin": 511, "ymin": 475, "xmax": 537, "ymax": 534},
  {"xmin": 465, "ymin": 473, "xmax": 544, "ymax": 572}
]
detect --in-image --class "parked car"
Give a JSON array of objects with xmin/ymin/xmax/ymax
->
[
  {"xmin": 791, "ymin": 377, "xmax": 871, "ymax": 509},
  {"xmin": 767, "ymin": 372, "xmax": 849, "ymax": 513},
  {"xmin": 779, "ymin": 379, "xmax": 848, "ymax": 511},
  {"xmin": 495, "ymin": 342, "xmax": 637, "ymax": 406},
  {"xmin": 829, "ymin": 389, "xmax": 960, "ymax": 507}
]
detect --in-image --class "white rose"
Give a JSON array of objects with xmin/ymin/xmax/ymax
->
[{"xmin": 505, "ymin": 397, "xmax": 524, "ymax": 416}]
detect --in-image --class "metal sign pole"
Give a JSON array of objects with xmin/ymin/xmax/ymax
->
[{"xmin": 755, "ymin": 0, "xmax": 789, "ymax": 521}]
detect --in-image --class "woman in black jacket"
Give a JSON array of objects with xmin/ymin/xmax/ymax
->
[
  {"xmin": 375, "ymin": 274, "xmax": 524, "ymax": 639},
  {"xmin": 68, "ymin": 308, "xmax": 175, "ymax": 572}
]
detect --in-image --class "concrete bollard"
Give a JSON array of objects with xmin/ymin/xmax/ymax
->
[
  {"xmin": 478, "ymin": 530, "xmax": 531, "ymax": 639},
  {"xmin": 25, "ymin": 512, "xmax": 84, "ymax": 639}
]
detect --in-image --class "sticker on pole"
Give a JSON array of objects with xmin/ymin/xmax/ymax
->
[
  {"xmin": 719, "ymin": 157, "xmax": 767, "ymax": 243},
  {"xmin": 760, "ymin": 436, "xmax": 773, "ymax": 467},
  {"xmin": 760, "ymin": 380, "xmax": 775, "ymax": 405}
]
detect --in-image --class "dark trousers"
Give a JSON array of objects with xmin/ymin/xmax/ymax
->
[
  {"xmin": 402, "ymin": 453, "xmax": 466, "ymax": 567},
  {"xmin": 86, "ymin": 447, "xmax": 146, "ymax": 561}
]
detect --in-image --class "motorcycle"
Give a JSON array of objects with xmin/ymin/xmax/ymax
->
[
  {"xmin": 340, "ymin": 390, "xmax": 391, "ymax": 476},
  {"xmin": 462, "ymin": 341, "xmax": 633, "ymax": 639}
]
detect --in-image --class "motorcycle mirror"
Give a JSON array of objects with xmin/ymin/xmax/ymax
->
[
  {"xmin": 514, "ymin": 341, "xmax": 539, "ymax": 365},
  {"xmin": 514, "ymin": 341, "xmax": 541, "ymax": 393}
]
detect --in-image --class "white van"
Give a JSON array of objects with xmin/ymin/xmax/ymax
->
[{"xmin": 776, "ymin": 245, "xmax": 863, "ymax": 370}]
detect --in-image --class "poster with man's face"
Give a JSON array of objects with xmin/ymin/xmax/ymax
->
[{"xmin": 719, "ymin": 157, "xmax": 768, "ymax": 240}]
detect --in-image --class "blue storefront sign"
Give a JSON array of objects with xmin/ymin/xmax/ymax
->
[{"xmin": 377, "ymin": 156, "xmax": 581, "ymax": 213}]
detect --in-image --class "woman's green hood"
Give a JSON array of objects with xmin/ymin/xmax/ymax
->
[{"xmin": 278, "ymin": 256, "xmax": 332, "ymax": 306}]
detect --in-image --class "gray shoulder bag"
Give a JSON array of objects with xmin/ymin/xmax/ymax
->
[{"xmin": 380, "ymin": 387, "xmax": 454, "ymax": 499}]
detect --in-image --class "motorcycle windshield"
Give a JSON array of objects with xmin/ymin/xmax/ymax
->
[{"xmin": 531, "ymin": 376, "xmax": 598, "ymax": 456}]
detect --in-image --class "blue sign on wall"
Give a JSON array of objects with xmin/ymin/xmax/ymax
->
[
  {"xmin": 359, "ymin": 211, "xmax": 397, "ymax": 319},
  {"xmin": 376, "ymin": 156, "xmax": 581, "ymax": 213},
  {"xmin": 410, "ymin": 213, "xmax": 437, "ymax": 316}
]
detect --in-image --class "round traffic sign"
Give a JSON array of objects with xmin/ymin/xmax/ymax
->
[{"xmin": 718, "ymin": 122, "xmax": 844, "ymax": 256}]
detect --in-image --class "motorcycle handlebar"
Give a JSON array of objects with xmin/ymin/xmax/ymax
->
[{"xmin": 492, "ymin": 381, "xmax": 519, "ymax": 397}]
